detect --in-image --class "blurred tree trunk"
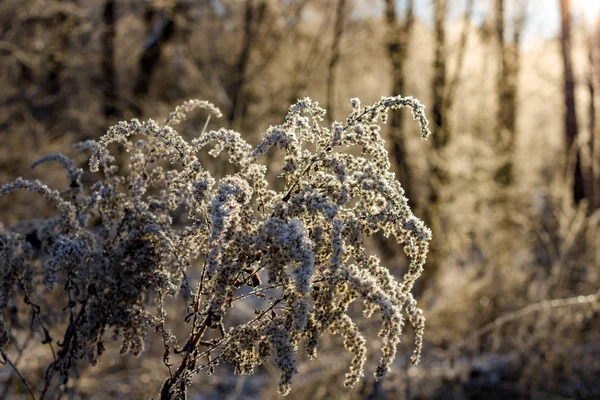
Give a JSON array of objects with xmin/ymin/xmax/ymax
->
[
  {"xmin": 494, "ymin": 0, "xmax": 525, "ymax": 187},
  {"xmin": 444, "ymin": 0, "xmax": 474, "ymax": 113},
  {"xmin": 242, "ymin": 0, "xmax": 310, "ymax": 127},
  {"xmin": 376, "ymin": 0, "xmax": 415, "ymax": 262},
  {"xmin": 228, "ymin": 0, "xmax": 267, "ymax": 130},
  {"xmin": 384, "ymin": 0, "xmax": 414, "ymax": 202},
  {"xmin": 560, "ymin": 0, "xmax": 585, "ymax": 204},
  {"xmin": 489, "ymin": 0, "xmax": 526, "ymax": 309},
  {"xmin": 595, "ymin": 12, "xmax": 600, "ymax": 209},
  {"xmin": 44, "ymin": 1, "xmax": 71, "ymax": 98},
  {"xmin": 495, "ymin": 0, "xmax": 506, "ymax": 153},
  {"xmin": 424, "ymin": 0, "xmax": 474, "ymax": 288},
  {"xmin": 289, "ymin": 2, "xmax": 330, "ymax": 105},
  {"xmin": 423, "ymin": 0, "xmax": 447, "ymax": 287},
  {"xmin": 589, "ymin": 11, "xmax": 600, "ymax": 210},
  {"xmin": 132, "ymin": 5, "xmax": 176, "ymax": 115},
  {"xmin": 587, "ymin": 34, "xmax": 596, "ymax": 209},
  {"xmin": 37, "ymin": 0, "xmax": 78, "ymax": 130},
  {"xmin": 431, "ymin": 0, "xmax": 447, "ymax": 152},
  {"xmin": 326, "ymin": 0, "xmax": 347, "ymax": 124},
  {"xmin": 102, "ymin": 0, "xmax": 120, "ymax": 120}
]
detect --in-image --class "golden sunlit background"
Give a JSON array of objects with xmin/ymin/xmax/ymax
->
[
  {"xmin": 574, "ymin": 0, "xmax": 600, "ymax": 20},
  {"xmin": 1, "ymin": 0, "xmax": 599, "ymax": 398}
]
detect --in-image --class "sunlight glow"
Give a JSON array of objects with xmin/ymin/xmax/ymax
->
[{"xmin": 574, "ymin": 0, "xmax": 600, "ymax": 25}]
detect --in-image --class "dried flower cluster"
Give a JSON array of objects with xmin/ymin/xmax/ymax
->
[{"xmin": 0, "ymin": 95, "xmax": 431, "ymax": 398}]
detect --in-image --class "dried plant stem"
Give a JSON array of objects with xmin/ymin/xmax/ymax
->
[
  {"xmin": 0, "ymin": 349, "xmax": 36, "ymax": 400},
  {"xmin": 0, "ymin": 96, "xmax": 432, "ymax": 398}
]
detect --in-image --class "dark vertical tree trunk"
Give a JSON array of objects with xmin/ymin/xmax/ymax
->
[
  {"xmin": 326, "ymin": 0, "xmax": 347, "ymax": 124},
  {"xmin": 132, "ymin": 6, "xmax": 176, "ymax": 115},
  {"xmin": 431, "ymin": 0, "xmax": 447, "ymax": 151},
  {"xmin": 228, "ymin": 0, "xmax": 266, "ymax": 130},
  {"xmin": 102, "ymin": 0, "xmax": 120, "ymax": 120},
  {"xmin": 44, "ymin": 5, "xmax": 69, "ymax": 98},
  {"xmin": 588, "ymin": 10, "xmax": 600, "ymax": 210},
  {"xmin": 495, "ymin": 0, "xmax": 510, "ymax": 186},
  {"xmin": 429, "ymin": 0, "xmax": 449, "ymax": 197},
  {"xmin": 384, "ymin": 0, "xmax": 414, "ymax": 203},
  {"xmin": 594, "ymin": 11, "xmax": 600, "ymax": 209},
  {"xmin": 445, "ymin": 0, "xmax": 474, "ymax": 113},
  {"xmin": 495, "ymin": 0, "xmax": 506, "ymax": 146},
  {"xmin": 38, "ymin": 0, "xmax": 75, "ymax": 125},
  {"xmin": 494, "ymin": 0, "xmax": 524, "ymax": 187},
  {"xmin": 421, "ymin": 0, "xmax": 448, "ymax": 288},
  {"xmin": 560, "ymin": 0, "xmax": 585, "ymax": 204},
  {"xmin": 587, "ymin": 34, "xmax": 596, "ymax": 208},
  {"xmin": 373, "ymin": 0, "xmax": 415, "ymax": 262},
  {"xmin": 424, "ymin": 0, "xmax": 474, "ymax": 286}
]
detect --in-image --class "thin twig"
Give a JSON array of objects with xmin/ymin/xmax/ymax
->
[
  {"xmin": 201, "ymin": 115, "xmax": 211, "ymax": 136},
  {"xmin": 0, "ymin": 349, "xmax": 36, "ymax": 400},
  {"xmin": 231, "ymin": 284, "xmax": 281, "ymax": 303},
  {"xmin": 441, "ymin": 290, "xmax": 600, "ymax": 360}
]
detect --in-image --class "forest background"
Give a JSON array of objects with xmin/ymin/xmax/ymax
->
[{"xmin": 1, "ymin": 0, "xmax": 599, "ymax": 398}]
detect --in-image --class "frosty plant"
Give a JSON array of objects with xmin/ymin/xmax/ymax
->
[{"xmin": 0, "ymin": 96, "xmax": 431, "ymax": 399}]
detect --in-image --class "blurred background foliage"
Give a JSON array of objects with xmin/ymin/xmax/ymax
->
[{"xmin": 0, "ymin": 0, "xmax": 599, "ymax": 398}]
